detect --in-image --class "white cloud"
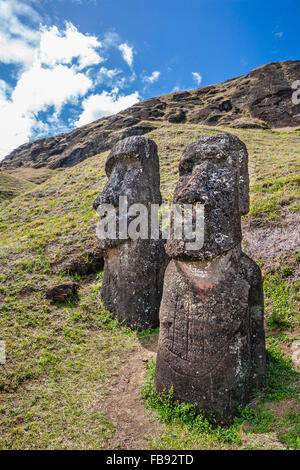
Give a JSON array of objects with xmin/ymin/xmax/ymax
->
[
  {"xmin": 102, "ymin": 31, "xmax": 120, "ymax": 49},
  {"xmin": 0, "ymin": 5, "xmax": 101, "ymax": 159},
  {"xmin": 143, "ymin": 71, "xmax": 160, "ymax": 84},
  {"xmin": 96, "ymin": 66, "xmax": 121, "ymax": 82},
  {"xmin": 192, "ymin": 72, "xmax": 202, "ymax": 86},
  {"xmin": 0, "ymin": 79, "xmax": 12, "ymax": 100},
  {"xmin": 0, "ymin": 33, "xmax": 37, "ymax": 66},
  {"xmin": 0, "ymin": 0, "xmax": 42, "ymax": 39},
  {"xmin": 39, "ymin": 23, "xmax": 103, "ymax": 70},
  {"xmin": 0, "ymin": 64, "xmax": 92, "ymax": 158},
  {"xmin": 12, "ymin": 63, "xmax": 92, "ymax": 114},
  {"xmin": 0, "ymin": 3, "xmax": 103, "ymax": 71},
  {"xmin": 0, "ymin": 0, "xmax": 40, "ymax": 66},
  {"xmin": 75, "ymin": 88, "xmax": 140, "ymax": 126},
  {"xmin": 119, "ymin": 43, "xmax": 133, "ymax": 67},
  {"xmin": 0, "ymin": 1, "xmax": 138, "ymax": 160}
]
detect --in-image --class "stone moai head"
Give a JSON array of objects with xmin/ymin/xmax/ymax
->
[
  {"xmin": 166, "ymin": 133, "xmax": 250, "ymax": 260},
  {"xmin": 155, "ymin": 134, "xmax": 265, "ymax": 423},
  {"xmin": 93, "ymin": 136, "xmax": 162, "ymax": 249}
]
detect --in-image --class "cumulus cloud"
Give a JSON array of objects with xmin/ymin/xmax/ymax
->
[
  {"xmin": 0, "ymin": 4, "xmax": 102, "ymax": 159},
  {"xmin": 102, "ymin": 31, "xmax": 120, "ymax": 49},
  {"xmin": 192, "ymin": 72, "xmax": 202, "ymax": 86},
  {"xmin": 0, "ymin": 33, "xmax": 37, "ymax": 67},
  {"xmin": 0, "ymin": 1, "xmax": 139, "ymax": 159},
  {"xmin": 0, "ymin": 79, "xmax": 12, "ymax": 100},
  {"xmin": 96, "ymin": 66, "xmax": 121, "ymax": 82},
  {"xmin": 75, "ymin": 88, "xmax": 140, "ymax": 126},
  {"xmin": 39, "ymin": 23, "xmax": 103, "ymax": 70},
  {"xmin": 0, "ymin": 0, "xmax": 41, "ymax": 66},
  {"xmin": 0, "ymin": 64, "xmax": 92, "ymax": 158},
  {"xmin": 143, "ymin": 71, "xmax": 160, "ymax": 84},
  {"xmin": 12, "ymin": 63, "xmax": 92, "ymax": 114},
  {"xmin": 0, "ymin": 104, "xmax": 34, "ymax": 158},
  {"xmin": 119, "ymin": 43, "xmax": 134, "ymax": 67},
  {"xmin": 0, "ymin": 2, "xmax": 103, "ymax": 71}
]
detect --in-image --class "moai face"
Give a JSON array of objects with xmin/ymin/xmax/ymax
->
[
  {"xmin": 93, "ymin": 136, "xmax": 162, "ymax": 249},
  {"xmin": 166, "ymin": 133, "xmax": 249, "ymax": 260}
]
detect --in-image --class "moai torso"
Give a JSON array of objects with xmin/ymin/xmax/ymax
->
[
  {"xmin": 93, "ymin": 136, "xmax": 168, "ymax": 330},
  {"xmin": 155, "ymin": 134, "xmax": 266, "ymax": 425}
]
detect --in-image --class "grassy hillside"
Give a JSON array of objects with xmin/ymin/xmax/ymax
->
[
  {"xmin": 0, "ymin": 171, "xmax": 36, "ymax": 201},
  {"xmin": 0, "ymin": 123, "xmax": 299, "ymax": 449}
]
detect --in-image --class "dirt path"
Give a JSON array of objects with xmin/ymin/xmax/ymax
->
[{"xmin": 94, "ymin": 338, "xmax": 164, "ymax": 450}]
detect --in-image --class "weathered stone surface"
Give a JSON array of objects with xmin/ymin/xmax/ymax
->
[
  {"xmin": 60, "ymin": 247, "xmax": 104, "ymax": 276},
  {"xmin": 239, "ymin": 252, "xmax": 266, "ymax": 390},
  {"xmin": 46, "ymin": 281, "xmax": 78, "ymax": 302},
  {"xmin": 1, "ymin": 61, "xmax": 299, "ymax": 178},
  {"xmin": 166, "ymin": 134, "xmax": 249, "ymax": 260},
  {"xmin": 166, "ymin": 109, "xmax": 186, "ymax": 123},
  {"xmin": 155, "ymin": 134, "xmax": 266, "ymax": 425},
  {"xmin": 93, "ymin": 136, "xmax": 168, "ymax": 330},
  {"xmin": 101, "ymin": 239, "xmax": 167, "ymax": 329}
]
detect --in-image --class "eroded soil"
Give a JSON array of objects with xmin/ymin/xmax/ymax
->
[{"xmin": 93, "ymin": 338, "xmax": 164, "ymax": 450}]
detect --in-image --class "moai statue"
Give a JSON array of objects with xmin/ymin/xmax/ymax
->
[
  {"xmin": 93, "ymin": 136, "xmax": 168, "ymax": 330},
  {"xmin": 155, "ymin": 133, "xmax": 266, "ymax": 425}
]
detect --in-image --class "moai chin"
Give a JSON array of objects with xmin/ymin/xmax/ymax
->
[
  {"xmin": 155, "ymin": 133, "xmax": 266, "ymax": 425},
  {"xmin": 93, "ymin": 136, "xmax": 168, "ymax": 330}
]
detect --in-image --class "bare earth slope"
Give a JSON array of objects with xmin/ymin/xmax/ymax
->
[{"xmin": 1, "ymin": 60, "xmax": 299, "ymax": 183}]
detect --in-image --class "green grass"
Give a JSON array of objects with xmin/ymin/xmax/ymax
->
[
  {"xmin": 248, "ymin": 174, "xmax": 300, "ymax": 221},
  {"xmin": 0, "ymin": 275, "xmax": 139, "ymax": 449},
  {"xmin": 264, "ymin": 267, "xmax": 299, "ymax": 330}
]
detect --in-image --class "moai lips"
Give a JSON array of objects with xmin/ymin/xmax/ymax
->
[
  {"xmin": 155, "ymin": 133, "xmax": 266, "ymax": 426},
  {"xmin": 93, "ymin": 136, "xmax": 168, "ymax": 330}
]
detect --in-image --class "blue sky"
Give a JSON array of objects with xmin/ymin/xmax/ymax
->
[{"xmin": 0, "ymin": 0, "xmax": 299, "ymax": 159}]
